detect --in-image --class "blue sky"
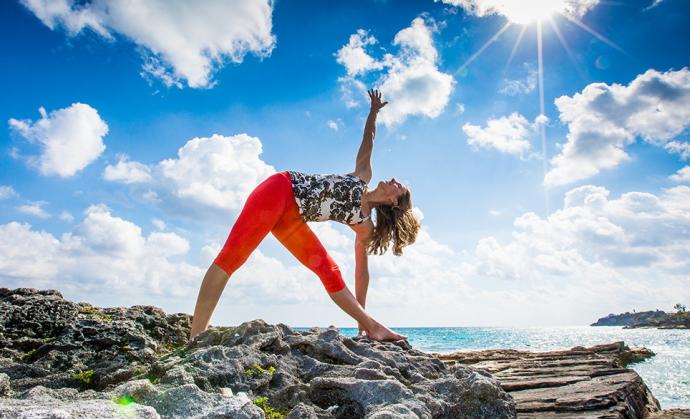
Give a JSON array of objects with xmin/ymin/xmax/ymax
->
[{"xmin": 1, "ymin": 0, "xmax": 689, "ymax": 327}]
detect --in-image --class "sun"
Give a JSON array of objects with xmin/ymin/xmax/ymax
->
[{"xmin": 499, "ymin": 0, "xmax": 567, "ymax": 25}]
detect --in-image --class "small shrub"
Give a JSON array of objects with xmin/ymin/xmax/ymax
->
[
  {"xmin": 72, "ymin": 369, "xmax": 95, "ymax": 384},
  {"xmin": 244, "ymin": 364, "xmax": 276, "ymax": 377},
  {"xmin": 22, "ymin": 348, "xmax": 37, "ymax": 361},
  {"xmin": 254, "ymin": 396, "xmax": 285, "ymax": 419}
]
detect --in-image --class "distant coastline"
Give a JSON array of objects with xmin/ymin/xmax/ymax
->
[{"xmin": 591, "ymin": 309, "xmax": 690, "ymax": 329}]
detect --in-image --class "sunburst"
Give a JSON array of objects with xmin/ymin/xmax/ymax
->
[{"xmin": 456, "ymin": 1, "xmax": 628, "ymax": 214}]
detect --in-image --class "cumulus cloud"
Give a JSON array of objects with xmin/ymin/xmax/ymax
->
[
  {"xmin": 0, "ymin": 205, "xmax": 201, "ymax": 296},
  {"xmin": 0, "ymin": 186, "xmax": 18, "ymax": 200},
  {"xmin": 21, "ymin": 0, "xmax": 276, "ymax": 88},
  {"xmin": 670, "ymin": 166, "xmax": 690, "ymax": 183},
  {"xmin": 470, "ymin": 184, "xmax": 690, "ymax": 281},
  {"xmin": 664, "ymin": 140, "xmax": 690, "ymax": 160},
  {"xmin": 546, "ymin": 68, "xmax": 690, "ymax": 187},
  {"xmin": 336, "ymin": 17, "xmax": 455, "ymax": 127},
  {"xmin": 103, "ymin": 154, "xmax": 152, "ymax": 184},
  {"xmin": 9, "ymin": 103, "xmax": 108, "ymax": 177},
  {"xmin": 157, "ymin": 134, "xmax": 276, "ymax": 211},
  {"xmin": 0, "ymin": 204, "xmax": 343, "ymax": 306},
  {"xmin": 462, "ymin": 112, "xmax": 535, "ymax": 156},
  {"xmin": 336, "ymin": 29, "xmax": 383, "ymax": 77},
  {"xmin": 17, "ymin": 201, "xmax": 51, "ymax": 219},
  {"xmin": 499, "ymin": 63, "xmax": 537, "ymax": 96},
  {"xmin": 59, "ymin": 211, "xmax": 74, "ymax": 222},
  {"xmin": 101, "ymin": 134, "xmax": 276, "ymax": 220},
  {"xmin": 327, "ymin": 120, "xmax": 341, "ymax": 131},
  {"xmin": 440, "ymin": 0, "xmax": 600, "ymax": 20}
]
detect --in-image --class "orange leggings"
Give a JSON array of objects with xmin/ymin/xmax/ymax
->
[{"xmin": 213, "ymin": 171, "xmax": 346, "ymax": 293}]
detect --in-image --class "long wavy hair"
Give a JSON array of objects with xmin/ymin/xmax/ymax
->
[{"xmin": 366, "ymin": 187, "xmax": 421, "ymax": 256}]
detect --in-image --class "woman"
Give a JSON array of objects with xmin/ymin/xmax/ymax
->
[{"xmin": 190, "ymin": 89, "xmax": 421, "ymax": 341}]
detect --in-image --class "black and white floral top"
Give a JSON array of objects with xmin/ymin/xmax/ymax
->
[{"xmin": 287, "ymin": 171, "xmax": 371, "ymax": 225}]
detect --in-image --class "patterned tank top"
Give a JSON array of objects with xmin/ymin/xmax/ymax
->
[{"xmin": 287, "ymin": 171, "xmax": 371, "ymax": 225}]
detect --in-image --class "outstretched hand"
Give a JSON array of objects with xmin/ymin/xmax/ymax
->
[{"xmin": 368, "ymin": 89, "xmax": 388, "ymax": 112}]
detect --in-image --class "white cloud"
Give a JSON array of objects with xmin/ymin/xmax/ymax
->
[
  {"xmin": 102, "ymin": 134, "xmax": 275, "ymax": 220},
  {"xmin": 8, "ymin": 103, "xmax": 108, "ymax": 177},
  {"xmin": 17, "ymin": 201, "xmax": 51, "ymax": 219},
  {"xmin": 0, "ymin": 205, "xmax": 201, "ymax": 296},
  {"xmin": 59, "ymin": 211, "xmax": 74, "ymax": 222},
  {"xmin": 0, "ymin": 186, "xmax": 18, "ymax": 200},
  {"xmin": 152, "ymin": 218, "xmax": 167, "ymax": 230},
  {"xmin": 157, "ymin": 134, "xmax": 276, "ymax": 211},
  {"xmin": 546, "ymin": 68, "xmax": 690, "ymax": 187},
  {"xmin": 21, "ymin": 0, "xmax": 276, "ymax": 88},
  {"xmin": 670, "ymin": 166, "xmax": 690, "ymax": 183},
  {"xmin": 335, "ymin": 29, "xmax": 383, "ymax": 77},
  {"xmin": 0, "ymin": 204, "xmax": 336, "ymax": 306},
  {"xmin": 327, "ymin": 120, "xmax": 340, "ymax": 131},
  {"xmin": 470, "ymin": 184, "xmax": 690, "ymax": 281},
  {"xmin": 499, "ymin": 63, "xmax": 537, "ymax": 96},
  {"xmin": 336, "ymin": 17, "xmax": 455, "ymax": 127},
  {"xmin": 440, "ymin": 0, "xmax": 600, "ymax": 20},
  {"xmin": 664, "ymin": 140, "xmax": 690, "ymax": 160},
  {"xmin": 462, "ymin": 112, "xmax": 533, "ymax": 156},
  {"xmin": 103, "ymin": 154, "xmax": 152, "ymax": 184}
]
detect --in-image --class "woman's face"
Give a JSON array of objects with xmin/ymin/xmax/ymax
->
[{"xmin": 377, "ymin": 177, "xmax": 407, "ymax": 205}]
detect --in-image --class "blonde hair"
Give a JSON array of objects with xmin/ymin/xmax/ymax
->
[{"xmin": 366, "ymin": 188, "xmax": 421, "ymax": 256}]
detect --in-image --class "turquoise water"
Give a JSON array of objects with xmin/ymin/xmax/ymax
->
[{"xmin": 300, "ymin": 326, "xmax": 690, "ymax": 409}]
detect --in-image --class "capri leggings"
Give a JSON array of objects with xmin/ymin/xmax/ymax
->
[{"xmin": 213, "ymin": 171, "xmax": 346, "ymax": 293}]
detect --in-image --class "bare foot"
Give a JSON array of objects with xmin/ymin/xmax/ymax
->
[{"xmin": 365, "ymin": 321, "xmax": 407, "ymax": 341}]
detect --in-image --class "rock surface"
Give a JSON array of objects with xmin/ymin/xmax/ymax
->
[
  {"xmin": 435, "ymin": 342, "xmax": 664, "ymax": 418},
  {"xmin": 0, "ymin": 288, "xmax": 515, "ymax": 418}
]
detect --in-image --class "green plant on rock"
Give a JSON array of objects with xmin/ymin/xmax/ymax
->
[
  {"xmin": 21, "ymin": 348, "xmax": 37, "ymax": 361},
  {"xmin": 146, "ymin": 372, "xmax": 161, "ymax": 384},
  {"xmin": 244, "ymin": 363, "xmax": 276, "ymax": 377},
  {"xmin": 78, "ymin": 306, "xmax": 113, "ymax": 323},
  {"xmin": 132, "ymin": 366, "xmax": 148, "ymax": 377},
  {"xmin": 42, "ymin": 336, "xmax": 56, "ymax": 343},
  {"xmin": 72, "ymin": 369, "xmax": 95, "ymax": 384},
  {"xmin": 253, "ymin": 396, "xmax": 285, "ymax": 419}
]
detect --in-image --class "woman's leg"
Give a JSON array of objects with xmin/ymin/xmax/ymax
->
[
  {"xmin": 190, "ymin": 173, "xmax": 291, "ymax": 339},
  {"xmin": 270, "ymin": 207, "xmax": 379, "ymax": 333}
]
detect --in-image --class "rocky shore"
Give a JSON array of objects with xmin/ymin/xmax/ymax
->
[
  {"xmin": 435, "ymin": 342, "xmax": 681, "ymax": 418},
  {"xmin": 0, "ymin": 288, "xmax": 514, "ymax": 418},
  {"xmin": 1, "ymin": 288, "xmax": 687, "ymax": 418}
]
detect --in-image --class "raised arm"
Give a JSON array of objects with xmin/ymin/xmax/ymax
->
[{"xmin": 351, "ymin": 89, "xmax": 387, "ymax": 183}]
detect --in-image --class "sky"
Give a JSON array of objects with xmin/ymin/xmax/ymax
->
[{"xmin": 1, "ymin": 0, "xmax": 689, "ymax": 328}]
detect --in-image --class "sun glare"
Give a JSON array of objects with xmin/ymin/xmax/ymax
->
[{"xmin": 500, "ymin": 0, "xmax": 567, "ymax": 25}]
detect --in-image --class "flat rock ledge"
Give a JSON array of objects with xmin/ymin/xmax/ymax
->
[
  {"xmin": 434, "ymin": 342, "xmax": 690, "ymax": 418},
  {"xmin": 0, "ymin": 288, "xmax": 515, "ymax": 418}
]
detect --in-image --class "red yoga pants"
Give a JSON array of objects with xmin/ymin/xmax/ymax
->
[{"xmin": 213, "ymin": 171, "xmax": 346, "ymax": 293}]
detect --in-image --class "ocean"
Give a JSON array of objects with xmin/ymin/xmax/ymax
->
[{"xmin": 301, "ymin": 325, "xmax": 690, "ymax": 409}]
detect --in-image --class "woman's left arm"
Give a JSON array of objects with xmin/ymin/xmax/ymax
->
[{"xmin": 350, "ymin": 221, "xmax": 373, "ymax": 335}]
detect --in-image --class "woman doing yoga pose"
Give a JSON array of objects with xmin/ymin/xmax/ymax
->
[{"xmin": 189, "ymin": 89, "xmax": 421, "ymax": 341}]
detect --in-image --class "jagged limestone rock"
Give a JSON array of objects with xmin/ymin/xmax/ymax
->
[{"xmin": 0, "ymin": 288, "xmax": 515, "ymax": 418}]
